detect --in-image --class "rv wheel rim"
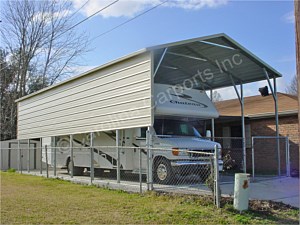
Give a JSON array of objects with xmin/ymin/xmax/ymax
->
[{"xmin": 157, "ymin": 164, "xmax": 167, "ymax": 181}]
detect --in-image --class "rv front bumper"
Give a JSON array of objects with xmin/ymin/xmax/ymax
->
[{"xmin": 171, "ymin": 160, "xmax": 223, "ymax": 173}]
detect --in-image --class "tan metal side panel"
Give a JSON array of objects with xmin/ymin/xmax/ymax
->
[{"xmin": 18, "ymin": 52, "xmax": 152, "ymax": 139}]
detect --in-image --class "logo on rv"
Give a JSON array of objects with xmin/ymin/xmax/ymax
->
[{"xmin": 169, "ymin": 87, "xmax": 208, "ymax": 108}]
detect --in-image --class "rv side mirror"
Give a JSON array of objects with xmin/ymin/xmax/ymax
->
[
  {"xmin": 134, "ymin": 128, "xmax": 141, "ymax": 138},
  {"xmin": 206, "ymin": 130, "xmax": 212, "ymax": 138}
]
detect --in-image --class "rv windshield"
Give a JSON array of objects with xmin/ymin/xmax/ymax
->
[{"xmin": 154, "ymin": 119, "xmax": 201, "ymax": 137}]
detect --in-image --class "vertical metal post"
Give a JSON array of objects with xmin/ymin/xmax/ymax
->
[
  {"xmin": 18, "ymin": 140, "xmax": 21, "ymax": 172},
  {"xmin": 241, "ymin": 83, "xmax": 246, "ymax": 173},
  {"xmin": 214, "ymin": 145, "xmax": 220, "ymax": 208},
  {"xmin": 70, "ymin": 134, "xmax": 74, "ymax": 178},
  {"xmin": 27, "ymin": 139, "xmax": 30, "ymax": 172},
  {"xmin": 139, "ymin": 148, "xmax": 142, "ymax": 194},
  {"xmin": 116, "ymin": 130, "xmax": 120, "ymax": 183},
  {"xmin": 286, "ymin": 136, "xmax": 291, "ymax": 177},
  {"xmin": 264, "ymin": 69, "xmax": 281, "ymax": 177},
  {"xmin": 53, "ymin": 139, "xmax": 57, "ymax": 177},
  {"xmin": 40, "ymin": 138, "xmax": 43, "ymax": 174},
  {"xmin": 273, "ymin": 78, "xmax": 281, "ymax": 177},
  {"xmin": 251, "ymin": 137, "xmax": 255, "ymax": 181},
  {"xmin": 210, "ymin": 90, "xmax": 215, "ymax": 141},
  {"xmin": 146, "ymin": 127, "xmax": 152, "ymax": 190},
  {"xmin": 90, "ymin": 132, "xmax": 94, "ymax": 183},
  {"xmin": 45, "ymin": 145, "xmax": 49, "ymax": 178}
]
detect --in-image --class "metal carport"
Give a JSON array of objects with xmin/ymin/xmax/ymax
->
[{"xmin": 16, "ymin": 33, "xmax": 282, "ymax": 177}]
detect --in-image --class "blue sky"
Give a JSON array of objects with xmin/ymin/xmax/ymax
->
[{"xmin": 72, "ymin": 0, "xmax": 295, "ymax": 99}]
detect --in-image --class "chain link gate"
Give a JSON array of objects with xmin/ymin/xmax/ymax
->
[{"xmin": 251, "ymin": 136, "xmax": 290, "ymax": 181}]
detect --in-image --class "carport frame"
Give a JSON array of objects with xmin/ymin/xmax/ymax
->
[{"xmin": 15, "ymin": 33, "xmax": 282, "ymax": 181}]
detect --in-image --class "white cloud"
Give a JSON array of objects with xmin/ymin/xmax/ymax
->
[
  {"xmin": 282, "ymin": 11, "xmax": 295, "ymax": 24},
  {"xmin": 72, "ymin": 0, "xmax": 228, "ymax": 18}
]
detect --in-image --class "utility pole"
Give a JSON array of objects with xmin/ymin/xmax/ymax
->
[{"xmin": 295, "ymin": 0, "xmax": 300, "ymax": 134}]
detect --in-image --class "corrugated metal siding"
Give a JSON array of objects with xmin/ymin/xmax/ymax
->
[{"xmin": 18, "ymin": 52, "xmax": 152, "ymax": 139}]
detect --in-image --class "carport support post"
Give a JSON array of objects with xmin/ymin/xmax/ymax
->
[
  {"xmin": 27, "ymin": 139, "xmax": 30, "ymax": 173},
  {"xmin": 116, "ymin": 130, "xmax": 120, "ymax": 183},
  {"xmin": 70, "ymin": 134, "xmax": 74, "ymax": 178},
  {"xmin": 230, "ymin": 76, "xmax": 246, "ymax": 173},
  {"xmin": 241, "ymin": 83, "xmax": 246, "ymax": 173},
  {"xmin": 273, "ymin": 77, "xmax": 280, "ymax": 177},
  {"xmin": 264, "ymin": 68, "xmax": 280, "ymax": 176},
  {"xmin": 210, "ymin": 90, "xmax": 215, "ymax": 141},
  {"xmin": 90, "ymin": 132, "xmax": 94, "ymax": 183}
]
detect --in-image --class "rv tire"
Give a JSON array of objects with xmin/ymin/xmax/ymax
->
[{"xmin": 154, "ymin": 158, "xmax": 174, "ymax": 184}]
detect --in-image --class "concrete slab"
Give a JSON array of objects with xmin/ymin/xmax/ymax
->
[
  {"xmin": 220, "ymin": 176, "xmax": 299, "ymax": 208},
  {"xmin": 19, "ymin": 170, "xmax": 299, "ymax": 208}
]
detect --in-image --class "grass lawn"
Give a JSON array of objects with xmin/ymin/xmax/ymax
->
[{"xmin": 1, "ymin": 172, "xmax": 299, "ymax": 224}]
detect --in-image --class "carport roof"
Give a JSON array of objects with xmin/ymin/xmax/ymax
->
[
  {"xmin": 16, "ymin": 33, "xmax": 281, "ymax": 102},
  {"xmin": 149, "ymin": 33, "xmax": 282, "ymax": 90}
]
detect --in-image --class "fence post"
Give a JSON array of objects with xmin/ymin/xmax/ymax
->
[
  {"xmin": 116, "ymin": 130, "xmax": 120, "ymax": 183},
  {"xmin": 146, "ymin": 127, "xmax": 153, "ymax": 191},
  {"xmin": 139, "ymin": 148, "xmax": 142, "ymax": 194},
  {"xmin": 40, "ymin": 138, "xmax": 43, "ymax": 174},
  {"xmin": 54, "ymin": 145, "xmax": 57, "ymax": 177},
  {"xmin": 90, "ymin": 132, "xmax": 94, "ymax": 183},
  {"xmin": 214, "ymin": 145, "xmax": 220, "ymax": 208},
  {"xmin": 27, "ymin": 139, "xmax": 30, "ymax": 173},
  {"xmin": 17, "ymin": 140, "xmax": 21, "ymax": 172},
  {"xmin": 45, "ymin": 145, "xmax": 49, "ymax": 178},
  {"xmin": 251, "ymin": 137, "xmax": 255, "ymax": 181},
  {"xmin": 286, "ymin": 136, "xmax": 291, "ymax": 177},
  {"xmin": 70, "ymin": 134, "xmax": 74, "ymax": 178}
]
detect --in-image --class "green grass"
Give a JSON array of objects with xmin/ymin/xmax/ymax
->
[{"xmin": 1, "ymin": 172, "xmax": 299, "ymax": 224}]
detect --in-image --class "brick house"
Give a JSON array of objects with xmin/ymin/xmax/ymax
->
[{"xmin": 213, "ymin": 93, "xmax": 299, "ymax": 175}]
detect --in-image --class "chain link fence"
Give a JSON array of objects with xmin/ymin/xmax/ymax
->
[
  {"xmin": 251, "ymin": 136, "xmax": 290, "ymax": 180},
  {"xmin": 0, "ymin": 143, "xmax": 221, "ymax": 207}
]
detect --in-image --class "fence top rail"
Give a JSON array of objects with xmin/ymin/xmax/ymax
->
[
  {"xmin": 0, "ymin": 146, "xmax": 216, "ymax": 155},
  {"xmin": 252, "ymin": 136, "xmax": 288, "ymax": 139}
]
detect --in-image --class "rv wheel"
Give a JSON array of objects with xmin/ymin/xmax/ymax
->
[
  {"xmin": 154, "ymin": 158, "xmax": 174, "ymax": 184},
  {"xmin": 67, "ymin": 160, "xmax": 84, "ymax": 176}
]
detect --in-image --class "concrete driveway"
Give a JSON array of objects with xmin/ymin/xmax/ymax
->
[{"xmin": 220, "ymin": 176, "xmax": 299, "ymax": 208}]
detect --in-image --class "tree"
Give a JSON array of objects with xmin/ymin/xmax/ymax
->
[
  {"xmin": 285, "ymin": 75, "xmax": 298, "ymax": 95},
  {"xmin": 0, "ymin": 0, "xmax": 89, "ymax": 140}
]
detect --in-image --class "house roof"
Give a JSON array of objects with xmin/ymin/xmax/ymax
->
[{"xmin": 215, "ymin": 93, "xmax": 298, "ymax": 118}]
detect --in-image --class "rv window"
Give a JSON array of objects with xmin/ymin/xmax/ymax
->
[{"xmin": 154, "ymin": 119, "xmax": 201, "ymax": 137}]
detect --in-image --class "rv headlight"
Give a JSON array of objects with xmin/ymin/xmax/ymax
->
[{"xmin": 172, "ymin": 148, "xmax": 188, "ymax": 156}]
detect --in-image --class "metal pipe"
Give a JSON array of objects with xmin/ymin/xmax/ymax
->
[
  {"xmin": 27, "ymin": 139, "xmax": 30, "ymax": 173},
  {"xmin": 273, "ymin": 77, "xmax": 280, "ymax": 176},
  {"xmin": 40, "ymin": 138, "xmax": 42, "ymax": 174},
  {"xmin": 45, "ymin": 145, "xmax": 49, "ymax": 178},
  {"xmin": 139, "ymin": 148, "xmax": 142, "ymax": 194},
  {"xmin": 70, "ymin": 134, "xmax": 74, "ymax": 178},
  {"xmin": 53, "ymin": 139, "xmax": 57, "ymax": 177},
  {"xmin": 251, "ymin": 137, "xmax": 255, "ymax": 181},
  {"xmin": 153, "ymin": 48, "xmax": 168, "ymax": 77},
  {"xmin": 146, "ymin": 127, "xmax": 152, "ymax": 190},
  {"xmin": 214, "ymin": 144, "xmax": 220, "ymax": 208},
  {"xmin": 286, "ymin": 136, "xmax": 291, "ymax": 177},
  {"xmin": 18, "ymin": 140, "xmax": 21, "ymax": 172},
  {"xmin": 116, "ymin": 130, "xmax": 120, "ymax": 183},
  {"xmin": 90, "ymin": 132, "xmax": 94, "ymax": 183},
  {"xmin": 241, "ymin": 83, "xmax": 246, "ymax": 173},
  {"xmin": 210, "ymin": 90, "xmax": 215, "ymax": 141}
]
